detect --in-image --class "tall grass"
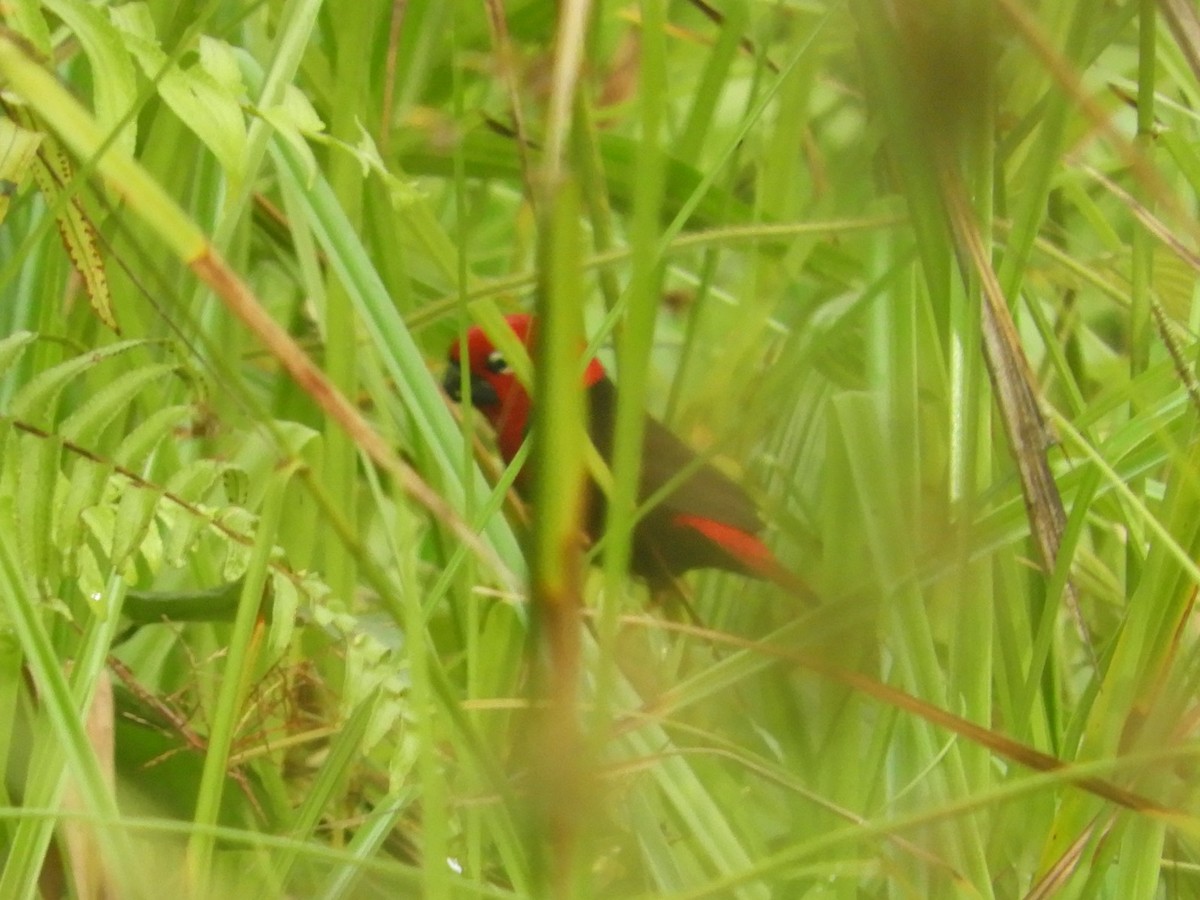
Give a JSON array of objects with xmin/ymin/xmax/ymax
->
[{"xmin": 0, "ymin": 0, "xmax": 1198, "ymax": 897}]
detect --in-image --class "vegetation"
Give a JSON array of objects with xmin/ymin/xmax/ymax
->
[{"xmin": 0, "ymin": 0, "xmax": 1198, "ymax": 896}]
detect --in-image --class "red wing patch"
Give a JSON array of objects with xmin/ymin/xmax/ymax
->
[
  {"xmin": 673, "ymin": 513, "xmax": 814, "ymax": 600},
  {"xmin": 672, "ymin": 513, "xmax": 775, "ymax": 572}
]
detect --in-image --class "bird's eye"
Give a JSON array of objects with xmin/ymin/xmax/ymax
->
[{"xmin": 485, "ymin": 350, "xmax": 509, "ymax": 374}]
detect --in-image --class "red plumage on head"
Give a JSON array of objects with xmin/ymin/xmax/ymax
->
[{"xmin": 449, "ymin": 314, "xmax": 604, "ymax": 464}]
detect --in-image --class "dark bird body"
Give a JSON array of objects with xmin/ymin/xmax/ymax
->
[{"xmin": 445, "ymin": 314, "xmax": 808, "ymax": 594}]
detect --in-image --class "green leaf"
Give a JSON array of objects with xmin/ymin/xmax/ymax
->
[
  {"xmin": 75, "ymin": 543, "xmax": 105, "ymax": 603},
  {"xmin": 3, "ymin": 0, "xmax": 53, "ymax": 56},
  {"xmin": 110, "ymin": 480, "xmax": 162, "ymax": 575},
  {"xmin": 113, "ymin": 404, "xmax": 194, "ymax": 468},
  {"xmin": 395, "ymin": 128, "xmax": 755, "ymax": 228},
  {"xmin": 15, "ymin": 432, "xmax": 62, "ymax": 594},
  {"xmin": 156, "ymin": 499, "xmax": 200, "ymax": 570},
  {"xmin": 265, "ymin": 570, "xmax": 297, "ymax": 658},
  {"xmin": 56, "ymin": 459, "xmax": 110, "ymax": 577},
  {"xmin": 257, "ymin": 83, "xmax": 326, "ymax": 186},
  {"xmin": 214, "ymin": 506, "xmax": 254, "ymax": 580},
  {"xmin": 0, "ymin": 331, "xmax": 37, "ymax": 379},
  {"xmin": 164, "ymin": 457, "xmax": 240, "ymax": 506},
  {"xmin": 9, "ymin": 340, "xmax": 145, "ymax": 424},
  {"xmin": 108, "ymin": 2, "xmax": 247, "ymax": 182},
  {"xmin": 59, "ymin": 363, "xmax": 179, "ymax": 446},
  {"xmin": 159, "ymin": 459, "xmax": 242, "ymax": 566}
]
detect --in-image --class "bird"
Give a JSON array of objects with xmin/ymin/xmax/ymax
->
[{"xmin": 444, "ymin": 313, "xmax": 810, "ymax": 597}]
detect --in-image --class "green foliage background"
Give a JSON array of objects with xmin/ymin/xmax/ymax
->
[{"xmin": 0, "ymin": 0, "xmax": 1198, "ymax": 897}]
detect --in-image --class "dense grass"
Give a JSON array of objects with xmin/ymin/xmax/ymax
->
[{"xmin": 1, "ymin": 0, "xmax": 1199, "ymax": 896}]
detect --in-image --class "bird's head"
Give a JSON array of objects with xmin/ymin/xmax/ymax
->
[{"xmin": 444, "ymin": 313, "xmax": 605, "ymax": 462}]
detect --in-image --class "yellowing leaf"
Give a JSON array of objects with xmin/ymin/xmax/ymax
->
[
  {"xmin": 21, "ymin": 120, "xmax": 119, "ymax": 333},
  {"xmin": 0, "ymin": 117, "xmax": 42, "ymax": 225}
]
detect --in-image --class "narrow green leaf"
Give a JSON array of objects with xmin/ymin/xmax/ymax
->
[
  {"xmin": 0, "ymin": 510, "xmax": 137, "ymax": 897},
  {"xmin": 189, "ymin": 463, "xmax": 296, "ymax": 889},
  {"xmin": 43, "ymin": 0, "xmax": 139, "ymax": 157},
  {"xmin": 15, "ymin": 432, "xmax": 61, "ymax": 593}
]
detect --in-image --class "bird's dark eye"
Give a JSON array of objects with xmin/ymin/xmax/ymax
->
[{"xmin": 485, "ymin": 350, "xmax": 509, "ymax": 374}]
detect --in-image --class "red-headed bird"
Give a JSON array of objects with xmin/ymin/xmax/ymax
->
[{"xmin": 444, "ymin": 314, "xmax": 810, "ymax": 596}]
